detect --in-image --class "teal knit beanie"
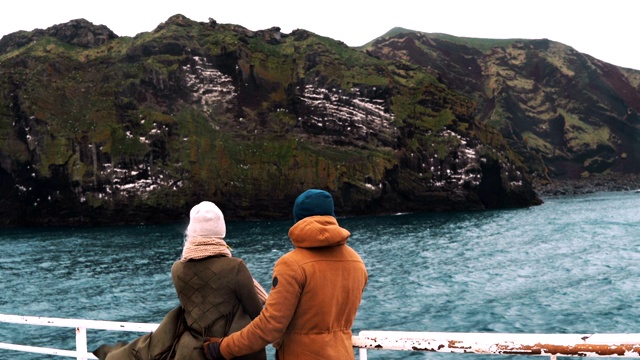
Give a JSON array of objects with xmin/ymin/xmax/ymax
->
[{"xmin": 293, "ymin": 189, "xmax": 335, "ymax": 223}]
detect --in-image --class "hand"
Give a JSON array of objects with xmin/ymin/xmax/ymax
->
[{"xmin": 203, "ymin": 337, "xmax": 225, "ymax": 360}]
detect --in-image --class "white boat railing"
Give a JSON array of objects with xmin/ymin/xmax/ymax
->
[
  {"xmin": 0, "ymin": 313, "xmax": 157, "ymax": 360},
  {"xmin": 353, "ymin": 331, "xmax": 640, "ymax": 360},
  {"xmin": 2, "ymin": 313, "xmax": 640, "ymax": 359}
]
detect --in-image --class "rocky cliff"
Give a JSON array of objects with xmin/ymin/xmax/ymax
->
[
  {"xmin": 0, "ymin": 16, "xmax": 542, "ymax": 227},
  {"xmin": 363, "ymin": 29, "xmax": 640, "ymax": 185}
]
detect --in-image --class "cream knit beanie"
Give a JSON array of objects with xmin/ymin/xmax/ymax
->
[{"xmin": 186, "ymin": 201, "xmax": 226, "ymax": 238}]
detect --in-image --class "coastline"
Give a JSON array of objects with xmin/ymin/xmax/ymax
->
[{"xmin": 533, "ymin": 174, "xmax": 640, "ymax": 197}]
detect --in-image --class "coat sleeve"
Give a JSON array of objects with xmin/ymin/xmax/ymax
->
[
  {"xmin": 234, "ymin": 260, "xmax": 264, "ymax": 319},
  {"xmin": 221, "ymin": 255, "xmax": 303, "ymax": 358}
]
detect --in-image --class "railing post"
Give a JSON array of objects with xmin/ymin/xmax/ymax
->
[
  {"xmin": 359, "ymin": 347, "xmax": 368, "ymax": 360},
  {"xmin": 75, "ymin": 326, "xmax": 88, "ymax": 360}
]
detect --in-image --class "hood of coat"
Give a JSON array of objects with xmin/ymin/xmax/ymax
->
[{"xmin": 288, "ymin": 215, "xmax": 350, "ymax": 248}]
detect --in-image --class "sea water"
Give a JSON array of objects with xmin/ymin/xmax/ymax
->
[{"xmin": 1, "ymin": 191, "xmax": 639, "ymax": 359}]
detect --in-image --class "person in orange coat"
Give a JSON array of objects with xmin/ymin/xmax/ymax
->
[{"xmin": 203, "ymin": 189, "xmax": 368, "ymax": 359}]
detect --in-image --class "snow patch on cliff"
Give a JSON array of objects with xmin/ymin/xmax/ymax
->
[
  {"xmin": 97, "ymin": 163, "xmax": 183, "ymax": 199},
  {"xmin": 182, "ymin": 56, "xmax": 236, "ymax": 116},
  {"xmin": 297, "ymin": 85, "xmax": 398, "ymax": 146},
  {"xmin": 424, "ymin": 130, "xmax": 483, "ymax": 188}
]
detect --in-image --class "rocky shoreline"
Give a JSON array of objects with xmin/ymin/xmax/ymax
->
[{"xmin": 533, "ymin": 174, "xmax": 640, "ymax": 198}]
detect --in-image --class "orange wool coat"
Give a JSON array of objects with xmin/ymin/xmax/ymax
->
[{"xmin": 220, "ymin": 215, "xmax": 368, "ymax": 359}]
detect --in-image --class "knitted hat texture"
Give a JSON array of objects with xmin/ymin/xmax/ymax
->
[
  {"xmin": 186, "ymin": 201, "xmax": 226, "ymax": 238},
  {"xmin": 293, "ymin": 189, "xmax": 335, "ymax": 223}
]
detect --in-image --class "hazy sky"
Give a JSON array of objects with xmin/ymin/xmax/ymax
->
[{"xmin": 1, "ymin": 0, "xmax": 639, "ymax": 70}]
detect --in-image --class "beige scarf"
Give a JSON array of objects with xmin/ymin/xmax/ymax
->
[{"xmin": 181, "ymin": 236, "xmax": 268, "ymax": 304}]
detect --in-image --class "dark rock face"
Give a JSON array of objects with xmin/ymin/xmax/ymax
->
[
  {"xmin": 42, "ymin": 18, "xmax": 117, "ymax": 47},
  {"xmin": 0, "ymin": 18, "xmax": 542, "ymax": 227},
  {"xmin": 0, "ymin": 18, "xmax": 117, "ymax": 53},
  {"xmin": 534, "ymin": 174, "xmax": 640, "ymax": 197}
]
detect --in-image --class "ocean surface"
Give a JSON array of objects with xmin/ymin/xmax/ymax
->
[{"xmin": 1, "ymin": 191, "xmax": 640, "ymax": 359}]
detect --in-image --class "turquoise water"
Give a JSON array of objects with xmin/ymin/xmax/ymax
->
[{"xmin": 1, "ymin": 191, "xmax": 640, "ymax": 359}]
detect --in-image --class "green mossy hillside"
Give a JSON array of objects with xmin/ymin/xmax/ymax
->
[{"xmin": 0, "ymin": 15, "xmax": 540, "ymax": 226}]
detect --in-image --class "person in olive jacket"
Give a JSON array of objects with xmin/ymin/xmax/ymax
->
[
  {"xmin": 203, "ymin": 189, "xmax": 368, "ymax": 360},
  {"xmin": 94, "ymin": 201, "xmax": 268, "ymax": 360},
  {"xmin": 172, "ymin": 200, "xmax": 268, "ymax": 360}
]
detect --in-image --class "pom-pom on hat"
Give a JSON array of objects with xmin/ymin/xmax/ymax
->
[
  {"xmin": 293, "ymin": 189, "xmax": 335, "ymax": 223},
  {"xmin": 186, "ymin": 201, "xmax": 226, "ymax": 238}
]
